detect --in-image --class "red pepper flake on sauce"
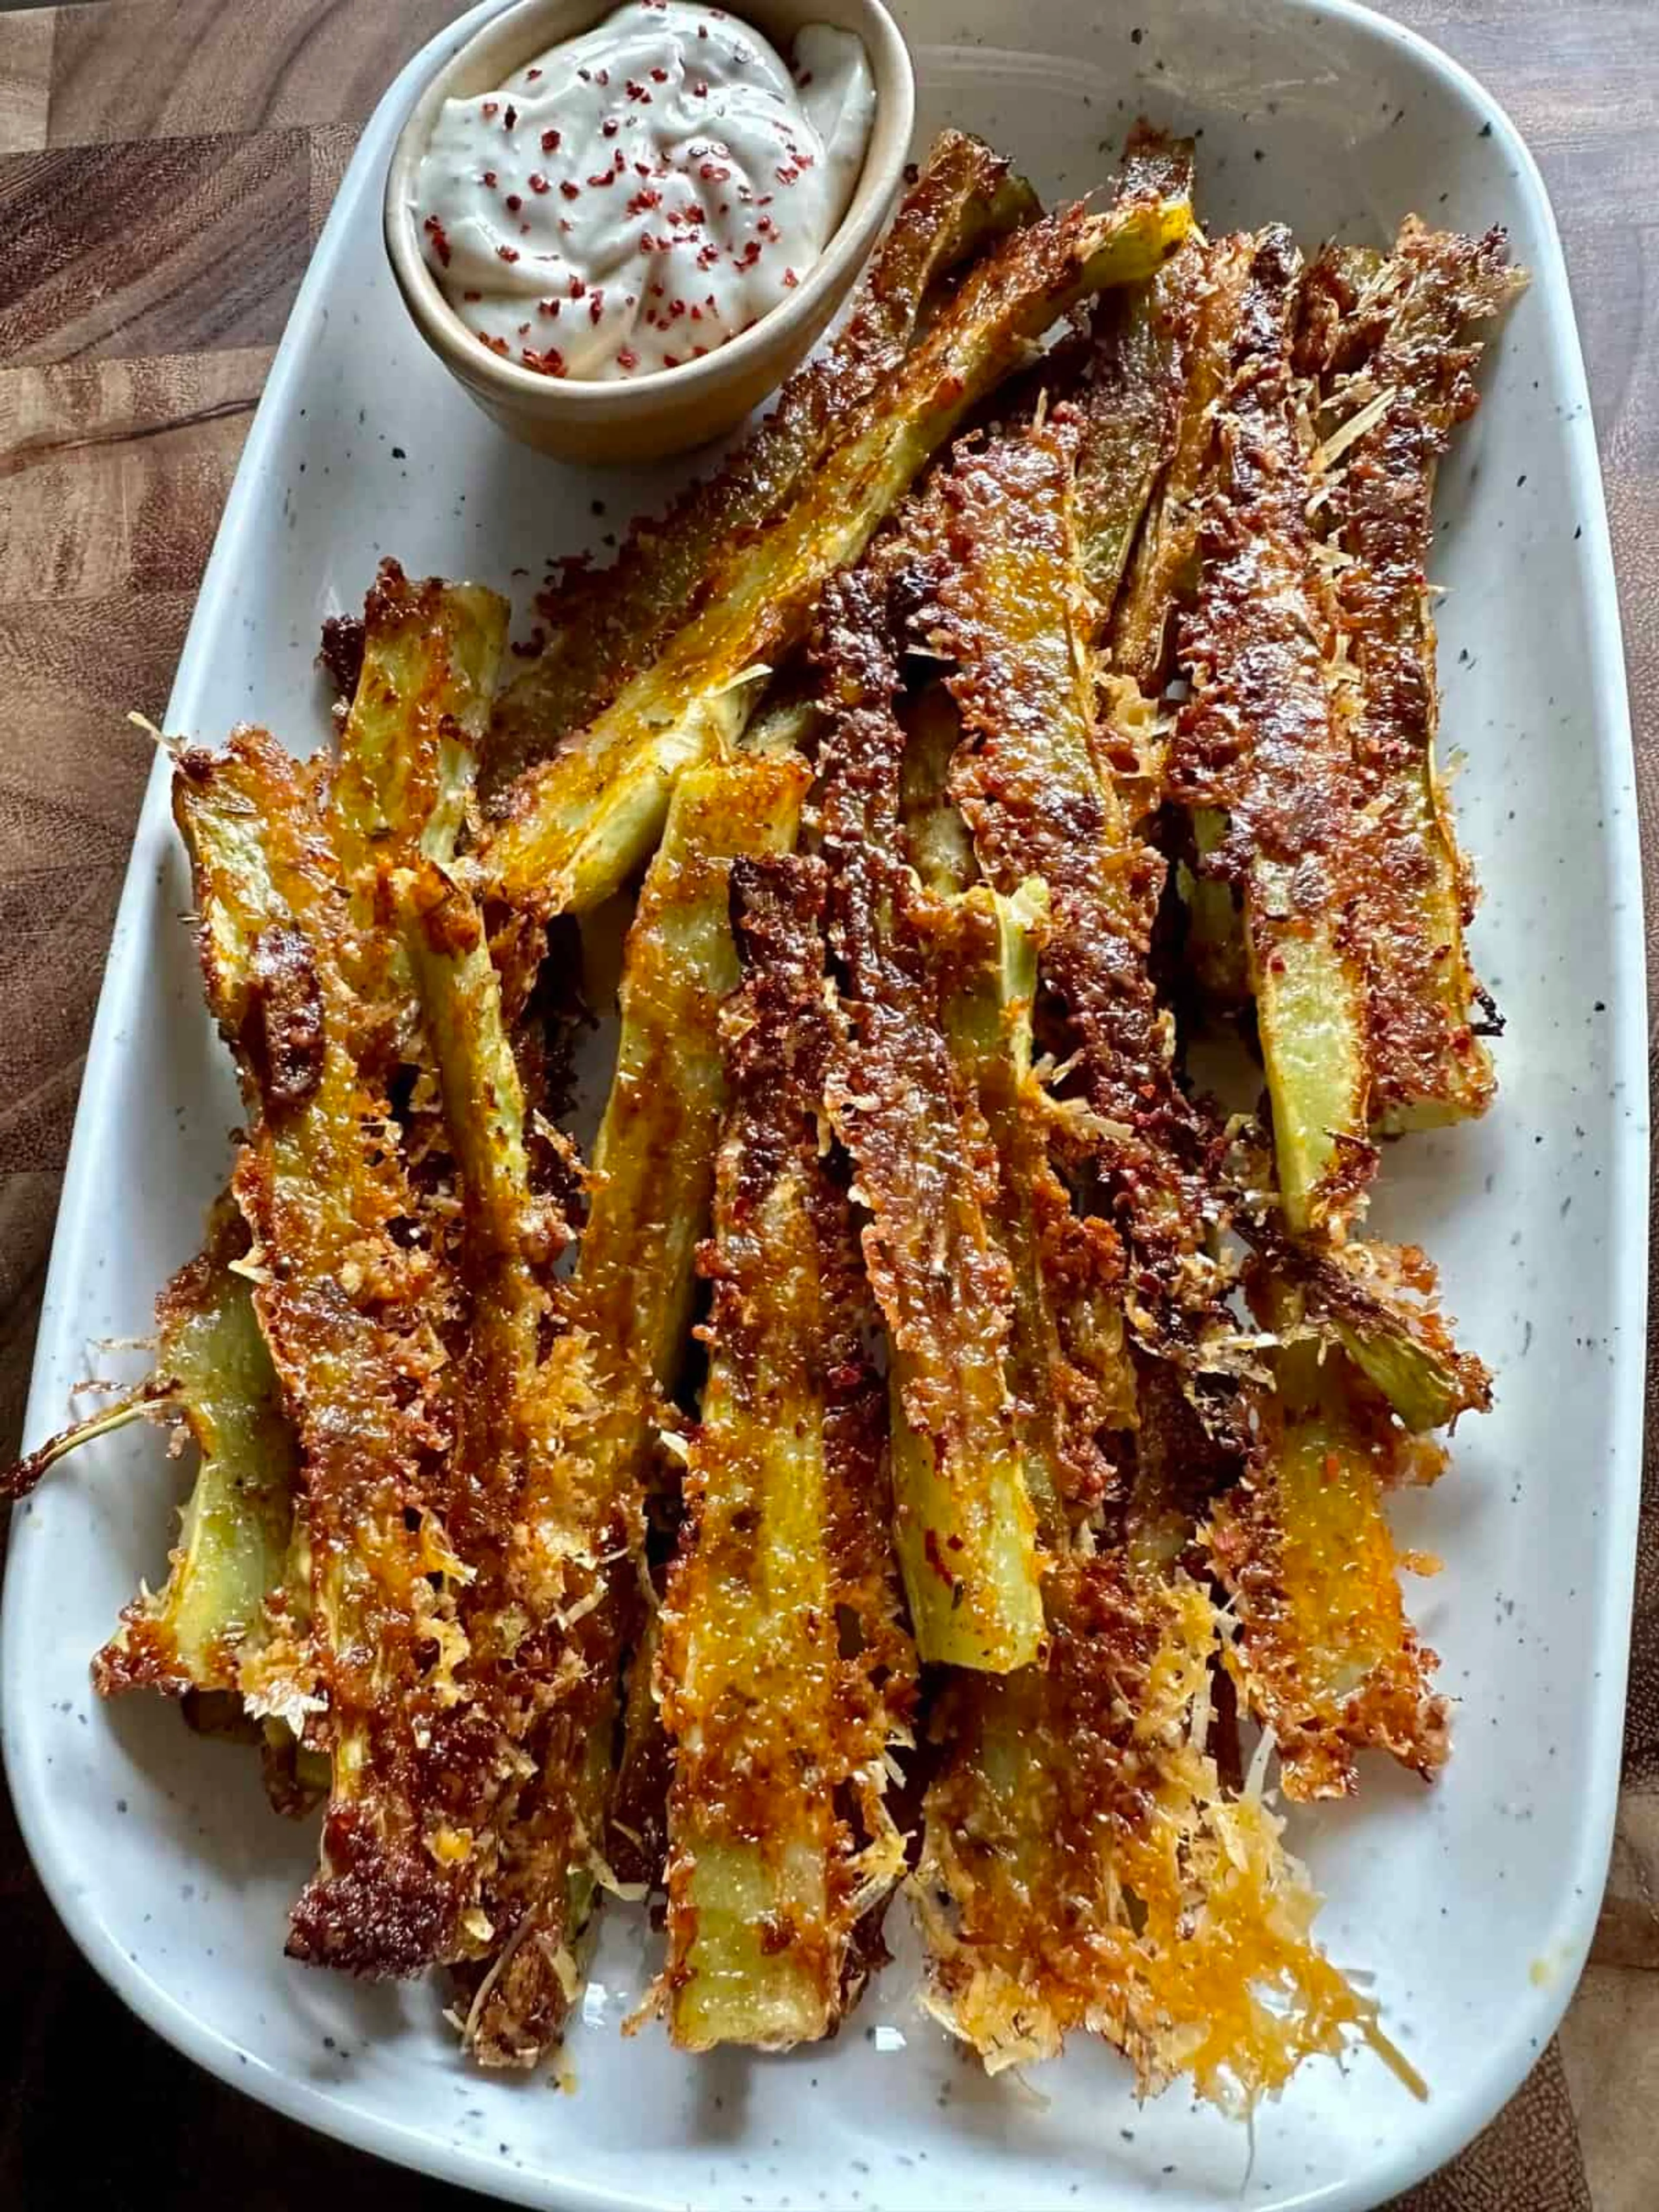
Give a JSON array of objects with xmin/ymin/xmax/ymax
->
[{"xmin": 423, "ymin": 8, "xmax": 874, "ymax": 382}]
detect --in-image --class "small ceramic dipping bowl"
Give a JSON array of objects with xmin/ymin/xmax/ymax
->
[{"xmin": 383, "ymin": 0, "xmax": 915, "ymax": 464}]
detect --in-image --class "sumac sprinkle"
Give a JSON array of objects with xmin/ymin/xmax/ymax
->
[
  {"xmin": 542, "ymin": 127, "xmax": 561, "ymax": 152},
  {"xmin": 423, "ymin": 213, "xmax": 451, "ymax": 265}
]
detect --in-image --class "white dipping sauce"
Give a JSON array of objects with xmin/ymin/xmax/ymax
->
[{"xmin": 416, "ymin": 1, "xmax": 875, "ymax": 380}]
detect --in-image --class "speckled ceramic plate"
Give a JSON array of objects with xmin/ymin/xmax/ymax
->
[{"xmin": 3, "ymin": 2, "xmax": 1644, "ymax": 2206}]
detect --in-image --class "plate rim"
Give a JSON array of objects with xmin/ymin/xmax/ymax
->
[{"xmin": 3, "ymin": 0, "xmax": 1646, "ymax": 2205}]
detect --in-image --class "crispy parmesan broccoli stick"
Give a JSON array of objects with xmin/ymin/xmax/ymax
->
[
  {"xmin": 481, "ymin": 182, "xmax": 1195, "ymax": 915},
  {"xmin": 29, "ymin": 570, "xmax": 514, "ymax": 1752},
  {"xmin": 817, "ymin": 566, "xmax": 1044, "ymax": 1673},
  {"xmin": 6, "ymin": 1197, "xmax": 296, "ymax": 1702},
  {"xmin": 1206, "ymin": 1307, "xmax": 1452, "ymax": 1801},
  {"xmin": 1248, "ymin": 1218, "xmax": 1492, "ymax": 1437},
  {"xmin": 175, "ymin": 729, "xmax": 477, "ymax": 1974},
  {"xmin": 462, "ymin": 750, "xmax": 810, "ymax": 2066},
  {"xmin": 1199, "ymin": 1223, "xmax": 1488, "ymax": 1805},
  {"xmin": 659, "ymin": 859, "xmax": 915, "ymax": 2050},
  {"xmin": 332, "ymin": 570, "xmax": 584, "ymax": 1982},
  {"xmin": 921, "ymin": 423, "xmax": 1237, "ymax": 1380},
  {"xmin": 1173, "ymin": 227, "xmax": 1374, "ymax": 1236},
  {"xmin": 92, "ymin": 1199, "xmax": 296, "ymax": 1697},
  {"xmin": 915, "ymin": 1553, "xmax": 1413, "ymax": 2106},
  {"xmin": 486, "ymin": 131, "xmax": 1038, "ymax": 790},
  {"xmin": 1302, "ymin": 222, "xmax": 1526, "ymax": 1128}
]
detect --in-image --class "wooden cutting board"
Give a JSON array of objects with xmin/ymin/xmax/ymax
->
[{"xmin": 1, "ymin": 3, "xmax": 1655, "ymax": 2206}]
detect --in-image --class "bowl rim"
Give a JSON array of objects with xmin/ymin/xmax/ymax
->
[{"xmin": 381, "ymin": 0, "xmax": 916, "ymax": 411}]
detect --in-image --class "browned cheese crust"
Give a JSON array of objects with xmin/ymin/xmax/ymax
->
[
  {"xmin": 919, "ymin": 425, "xmax": 1237, "ymax": 1384},
  {"xmin": 917, "ymin": 1552, "xmax": 1388, "ymax": 2104},
  {"xmin": 1307, "ymin": 221, "xmax": 1526, "ymax": 1120},
  {"xmin": 1173, "ymin": 225, "xmax": 1378, "ymax": 1223},
  {"xmin": 175, "ymin": 730, "xmax": 493, "ymax": 1977},
  {"xmin": 658, "ymin": 857, "xmax": 916, "ymax": 2026},
  {"xmin": 814, "ymin": 563, "xmax": 1039, "ymax": 1656},
  {"xmin": 1206, "ymin": 1386, "xmax": 1451, "ymax": 1801}
]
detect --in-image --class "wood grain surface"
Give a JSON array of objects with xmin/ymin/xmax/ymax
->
[{"xmin": 0, "ymin": 3, "xmax": 1654, "ymax": 2207}]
